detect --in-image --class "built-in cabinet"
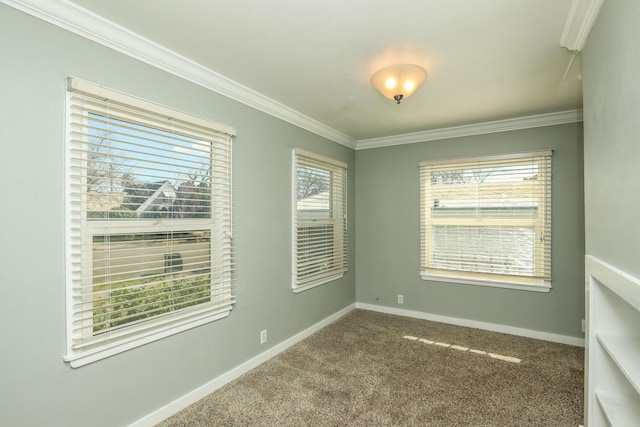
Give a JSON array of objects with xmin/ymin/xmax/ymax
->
[{"xmin": 585, "ymin": 256, "xmax": 640, "ymax": 426}]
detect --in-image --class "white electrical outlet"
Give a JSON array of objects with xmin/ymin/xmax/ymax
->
[
  {"xmin": 398, "ymin": 294, "xmax": 404, "ymax": 304},
  {"xmin": 260, "ymin": 329, "xmax": 267, "ymax": 344}
]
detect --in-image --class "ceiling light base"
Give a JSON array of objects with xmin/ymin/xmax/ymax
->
[{"xmin": 393, "ymin": 94, "xmax": 404, "ymax": 104}]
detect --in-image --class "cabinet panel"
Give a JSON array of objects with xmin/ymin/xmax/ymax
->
[{"xmin": 586, "ymin": 256, "xmax": 640, "ymax": 427}]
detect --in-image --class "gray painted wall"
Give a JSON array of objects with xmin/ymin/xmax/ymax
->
[
  {"xmin": 0, "ymin": 6, "xmax": 354, "ymax": 426},
  {"xmin": 0, "ymin": 3, "xmax": 589, "ymax": 426},
  {"xmin": 355, "ymin": 124, "xmax": 585, "ymax": 338},
  {"xmin": 583, "ymin": 0, "xmax": 640, "ymax": 278}
]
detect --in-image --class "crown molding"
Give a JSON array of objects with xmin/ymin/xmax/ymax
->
[
  {"xmin": 560, "ymin": 0, "xmax": 605, "ymax": 51},
  {"xmin": 355, "ymin": 109, "xmax": 583, "ymax": 150},
  {"xmin": 1, "ymin": 0, "xmax": 357, "ymax": 149},
  {"xmin": 3, "ymin": 0, "xmax": 584, "ymax": 152}
]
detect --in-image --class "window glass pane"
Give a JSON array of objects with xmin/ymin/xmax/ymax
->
[
  {"xmin": 296, "ymin": 164, "xmax": 331, "ymax": 218},
  {"xmin": 432, "ymin": 226, "xmax": 535, "ymax": 276},
  {"xmin": 296, "ymin": 225, "xmax": 335, "ymax": 277},
  {"xmin": 91, "ymin": 231, "xmax": 211, "ymax": 334},
  {"xmin": 86, "ymin": 114, "xmax": 211, "ymax": 220}
]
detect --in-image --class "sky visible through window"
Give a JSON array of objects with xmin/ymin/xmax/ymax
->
[
  {"xmin": 86, "ymin": 114, "xmax": 212, "ymax": 219},
  {"xmin": 87, "ymin": 113, "xmax": 211, "ymax": 192}
]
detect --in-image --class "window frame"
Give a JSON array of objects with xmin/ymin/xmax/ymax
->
[
  {"xmin": 419, "ymin": 151, "xmax": 552, "ymax": 293},
  {"xmin": 64, "ymin": 77, "xmax": 236, "ymax": 367},
  {"xmin": 292, "ymin": 149, "xmax": 348, "ymax": 293}
]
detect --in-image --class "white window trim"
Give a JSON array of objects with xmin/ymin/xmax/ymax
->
[
  {"xmin": 63, "ymin": 309, "xmax": 231, "ymax": 368},
  {"xmin": 292, "ymin": 273, "xmax": 346, "ymax": 294},
  {"xmin": 420, "ymin": 273, "xmax": 551, "ymax": 293},
  {"xmin": 292, "ymin": 149, "xmax": 347, "ymax": 293},
  {"xmin": 419, "ymin": 151, "xmax": 552, "ymax": 293},
  {"xmin": 64, "ymin": 77, "xmax": 235, "ymax": 367}
]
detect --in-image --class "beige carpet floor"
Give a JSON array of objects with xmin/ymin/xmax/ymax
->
[{"xmin": 159, "ymin": 310, "xmax": 584, "ymax": 426}]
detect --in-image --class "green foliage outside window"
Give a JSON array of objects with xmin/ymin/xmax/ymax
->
[{"xmin": 93, "ymin": 273, "xmax": 210, "ymax": 333}]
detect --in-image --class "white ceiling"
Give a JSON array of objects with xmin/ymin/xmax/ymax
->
[{"xmin": 24, "ymin": 0, "xmax": 585, "ymax": 144}]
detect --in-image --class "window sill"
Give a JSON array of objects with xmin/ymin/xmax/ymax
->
[
  {"xmin": 292, "ymin": 273, "xmax": 344, "ymax": 293},
  {"xmin": 64, "ymin": 307, "xmax": 231, "ymax": 368},
  {"xmin": 420, "ymin": 273, "xmax": 551, "ymax": 293}
]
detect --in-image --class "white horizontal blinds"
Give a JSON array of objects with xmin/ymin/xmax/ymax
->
[
  {"xmin": 67, "ymin": 78, "xmax": 235, "ymax": 350},
  {"xmin": 420, "ymin": 152, "xmax": 552, "ymax": 284},
  {"xmin": 210, "ymin": 130, "xmax": 234, "ymax": 306},
  {"xmin": 294, "ymin": 149, "xmax": 347, "ymax": 287}
]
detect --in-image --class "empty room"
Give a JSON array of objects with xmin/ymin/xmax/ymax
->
[{"xmin": 1, "ymin": 0, "xmax": 639, "ymax": 426}]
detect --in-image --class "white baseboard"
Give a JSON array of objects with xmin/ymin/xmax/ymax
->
[
  {"xmin": 356, "ymin": 303, "xmax": 585, "ymax": 347},
  {"xmin": 130, "ymin": 303, "xmax": 356, "ymax": 427}
]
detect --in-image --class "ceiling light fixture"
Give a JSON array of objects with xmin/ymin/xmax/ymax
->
[{"xmin": 371, "ymin": 64, "xmax": 428, "ymax": 104}]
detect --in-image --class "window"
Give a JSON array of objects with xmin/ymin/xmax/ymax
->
[
  {"xmin": 64, "ymin": 78, "xmax": 235, "ymax": 367},
  {"xmin": 419, "ymin": 152, "xmax": 552, "ymax": 292},
  {"xmin": 292, "ymin": 149, "xmax": 347, "ymax": 292}
]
